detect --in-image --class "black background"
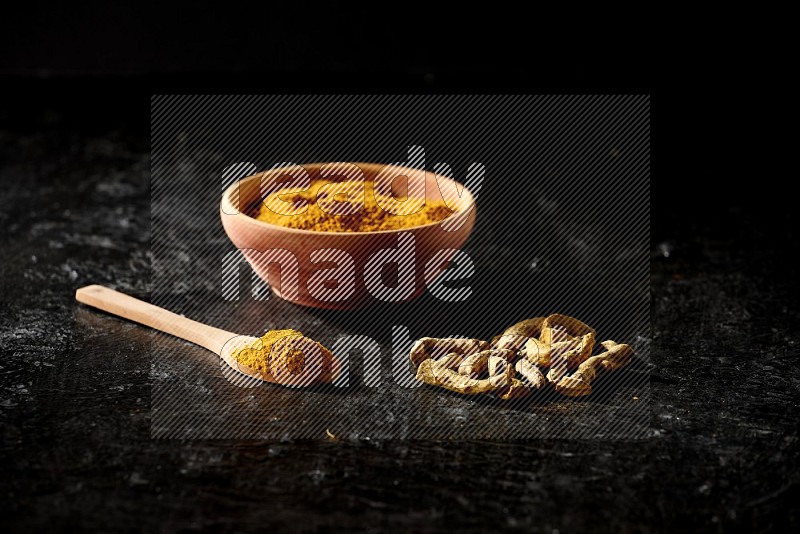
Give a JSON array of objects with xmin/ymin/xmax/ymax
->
[{"xmin": 2, "ymin": 6, "xmax": 799, "ymax": 533}]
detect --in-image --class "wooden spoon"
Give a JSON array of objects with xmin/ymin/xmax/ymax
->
[{"xmin": 75, "ymin": 284, "xmax": 338, "ymax": 387}]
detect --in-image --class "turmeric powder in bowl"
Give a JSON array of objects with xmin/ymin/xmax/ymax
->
[
  {"xmin": 255, "ymin": 179, "xmax": 453, "ymax": 232},
  {"xmin": 220, "ymin": 163, "xmax": 478, "ymax": 309}
]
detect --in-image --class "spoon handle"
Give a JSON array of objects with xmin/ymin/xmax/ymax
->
[{"xmin": 75, "ymin": 285, "xmax": 236, "ymax": 354}]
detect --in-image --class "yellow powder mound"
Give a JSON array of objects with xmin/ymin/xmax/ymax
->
[
  {"xmin": 254, "ymin": 179, "xmax": 453, "ymax": 232},
  {"xmin": 234, "ymin": 329, "xmax": 333, "ymax": 377}
]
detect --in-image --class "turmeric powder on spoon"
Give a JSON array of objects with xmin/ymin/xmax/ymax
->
[{"xmin": 233, "ymin": 329, "xmax": 335, "ymax": 384}]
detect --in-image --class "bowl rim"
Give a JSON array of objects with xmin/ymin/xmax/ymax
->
[{"xmin": 220, "ymin": 162, "xmax": 477, "ymax": 236}]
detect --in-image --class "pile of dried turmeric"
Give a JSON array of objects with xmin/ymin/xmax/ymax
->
[
  {"xmin": 410, "ymin": 314, "xmax": 635, "ymax": 399},
  {"xmin": 255, "ymin": 179, "xmax": 453, "ymax": 232},
  {"xmin": 234, "ymin": 329, "xmax": 334, "ymax": 384}
]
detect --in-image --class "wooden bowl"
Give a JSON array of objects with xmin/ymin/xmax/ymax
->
[{"xmin": 220, "ymin": 162, "xmax": 477, "ymax": 310}]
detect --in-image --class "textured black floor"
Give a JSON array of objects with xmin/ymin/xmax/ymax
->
[{"xmin": 1, "ymin": 90, "xmax": 798, "ymax": 532}]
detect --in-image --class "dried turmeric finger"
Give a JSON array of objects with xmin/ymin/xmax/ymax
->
[
  {"xmin": 515, "ymin": 359, "xmax": 546, "ymax": 389},
  {"xmin": 546, "ymin": 314, "xmax": 596, "ymax": 337},
  {"xmin": 520, "ymin": 337, "xmax": 547, "ymax": 366},
  {"xmin": 546, "ymin": 332, "xmax": 595, "ymax": 384},
  {"xmin": 554, "ymin": 341, "xmax": 634, "ymax": 397},
  {"xmin": 457, "ymin": 352, "xmax": 490, "ymax": 377},
  {"xmin": 409, "ymin": 337, "xmax": 490, "ymax": 369},
  {"xmin": 564, "ymin": 332, "xmax": 594, "ymax": 368},
  {"xmin": 496, "ymin": 378, "xmax": 533, "ymax": 400},
  {"xmin": 436, "ymin": 352, "xmax": 467, "ymax": 371},
  {"xmin": 530, "ymin": 331, "xmax": 594, "ymax": 372},
  {"xmin": 495, "ymin": 358, "xmax": 548, "ymax": 400},
  {"xmin": 457, "ymin": 348, "xmax": 513, "ymax": 378},
  {"xmin": 487, "ymin": 355, "xmax": 514, "ymax": 387},
  {"xmin": 540, "ymin": 324, "xmax": 574, "ymax": 346},
  {"xmin": 600, "ymin": 339, "xmax": 618, "ymax": 351},
  {"xmin": 595, "ymin": 341, "xmax": 634, "ymax": 371},
  {"xmin": 491, "ymin": 317, "xmax": 546, "ymax": 351},
  {"xmin": 525, "ymin": 315, "xmax": 596, "ymax": 379},
  {"xmin": 416, "ymin": 358, "xmax": 509, "ymax": 395},
  {"xmin": 539, "ymin": 314, "xmax": 596, "ymax": 346}
]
